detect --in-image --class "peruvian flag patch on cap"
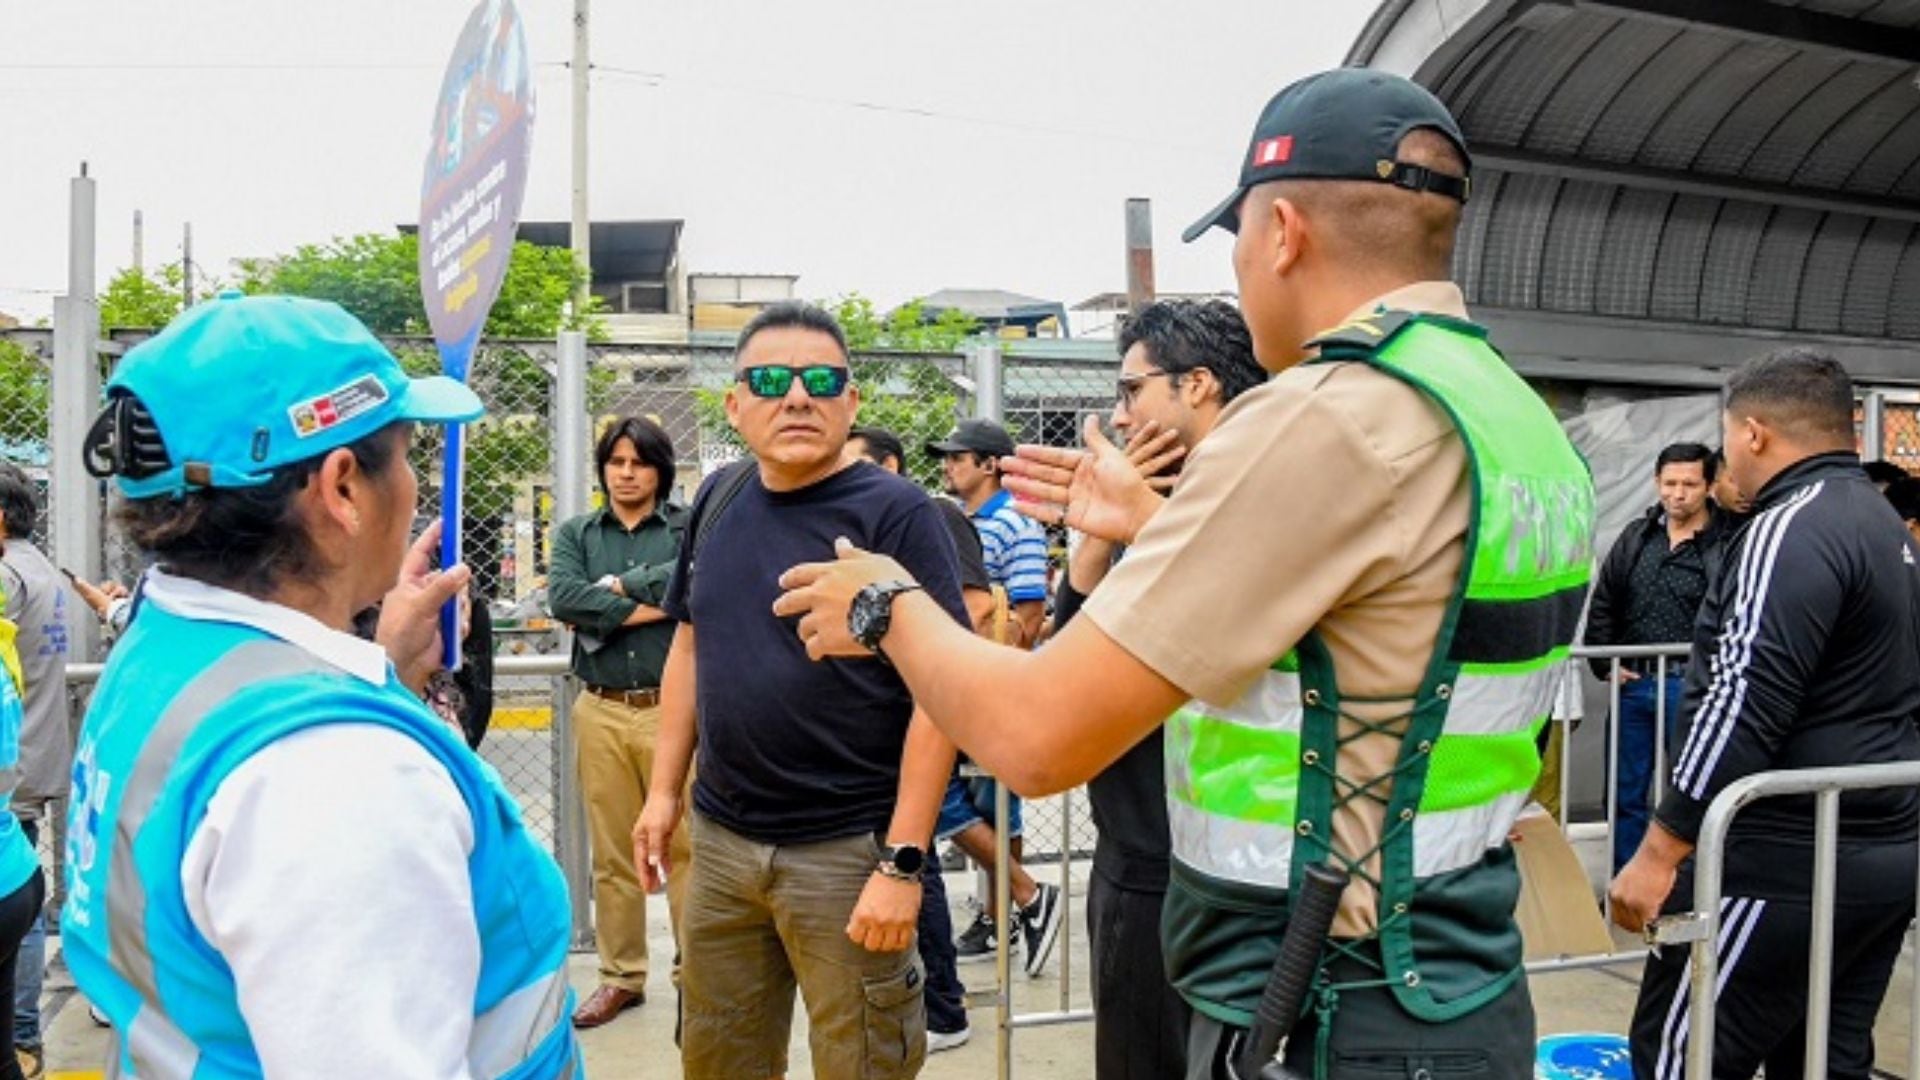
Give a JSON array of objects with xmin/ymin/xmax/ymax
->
[{"xmin": 1253, "ymin": 136, "xmax": 1294, "ymax": 167}]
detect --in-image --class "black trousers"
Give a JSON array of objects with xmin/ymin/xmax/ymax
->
[
  {"xmin": 1187, "ymin": 956, "xmax": 1535, "ymax": 1080},
  {"xmin": 1629, "ymin": 875, "xmax": 1914, "ymax": 1080},
  {"xmin": 0, "ymin": 866, "xmax": 44, "ymax": 1080},
  {"xmin": 1088, "ymin": 872, "xmax": 1189, "ymax": 1079},
  {"xmin": 916, "ymin": 858, "xmax": 969, "ymax": 1036}
]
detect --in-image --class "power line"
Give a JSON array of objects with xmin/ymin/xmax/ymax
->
[
  {"xmin": 6, "ymin": 59, "xmax": 571, "ymax": 72},
  {"xmin": 590, "ymin": 64, "xmax": 1208, "ymax": 152}
]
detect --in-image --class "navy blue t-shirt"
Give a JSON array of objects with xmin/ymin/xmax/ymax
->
[{"xmin": 663, "ymin": 460, "xmax": 969, "ymax": 844}]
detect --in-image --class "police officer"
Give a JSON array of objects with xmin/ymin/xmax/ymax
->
[
  {"xmin": 772, "ymin": 69, "xmax": 1594, "ymax": 1080},
  {"xmin": 65, "ymin": 294, "xmax": 580, "ymax": 1079}
]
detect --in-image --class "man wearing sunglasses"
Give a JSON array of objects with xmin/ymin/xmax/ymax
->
[{"xmin": 633, "ymin": 301, "xmax": 968, "ymax": 1079}]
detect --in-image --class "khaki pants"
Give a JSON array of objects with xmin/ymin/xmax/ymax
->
[
  {"xmin": 681, "ymin": 811, "xmax": 926, "ymax": 1080},
  {"xmin": 574, "ymin": 690, "xmax": 689, "ymax": 992}
]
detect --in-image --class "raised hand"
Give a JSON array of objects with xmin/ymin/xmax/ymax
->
[
  {"xmin": 376, "ymin": 520, "xmax": 473, "ymax": 694},
  {"xmin": 1123, "ymin": 421, "xmax": 1186, "ymax": 493},
  {"xmin": 1000, "ymin": 414, "xmax": 1168, "ymax": 544}
]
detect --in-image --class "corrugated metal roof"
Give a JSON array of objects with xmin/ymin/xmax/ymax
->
[{"xmin": 1352, "ymin": 0, "xmax": 1920, "ymax": 345}]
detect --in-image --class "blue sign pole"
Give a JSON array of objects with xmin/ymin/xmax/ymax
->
[{"xmin": 419, "ymin": 0, "xmax": 534, "ymax": 670}]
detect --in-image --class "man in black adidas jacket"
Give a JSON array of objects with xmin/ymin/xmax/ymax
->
[{"xmin": 1610, "ymin": 348, "xmax": 1920, "ymax": 1080}]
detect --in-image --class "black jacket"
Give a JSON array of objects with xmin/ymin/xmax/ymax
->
[
  {"xmin": 1654, "ymin": 454, "xmax": 1920, "ymax": 876},
  {"xmin": 1583, "ymin": 504, "xmax": 1734, "ymax": 678}
]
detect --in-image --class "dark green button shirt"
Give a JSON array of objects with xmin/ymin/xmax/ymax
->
[{"xmin": 547, "ymin": 504, "xmax": 686, "ymax": 689}]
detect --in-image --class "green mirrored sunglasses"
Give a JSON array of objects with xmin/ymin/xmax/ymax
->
[{"xmin": 737, "ymin": 364, "xmax": 851, "ymax": 399}]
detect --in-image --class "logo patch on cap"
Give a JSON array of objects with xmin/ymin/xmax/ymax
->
[
  {"xmin": 1253, "ymin": 136, "xmax": 1294, "ymax": 167},
  {"xmin": 289, "ymin": 375, "xmax": 389, "ymax": 439}
]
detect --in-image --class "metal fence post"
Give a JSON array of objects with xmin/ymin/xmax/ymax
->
[
  {"xmin": 1863, "ymin": 389, "xmax": 1886, "ymax": 461},
  {"xmin": 972, "ymin": 340, "xmax": 1004, "ymax": 425},
  {"xmin": 1804, "ymin": 789, "xmax": 1839, "ymax": 1080},
  {"xmin": 995, "ymin": 777, "xmax": 1014, "ymax": 1080},
  {"xmin": 53, "ymin": 168, "xmax": 102, "ymax": 663},
  {"xmin": 552, "ymin": 330, "xmax": 593, "ymax": 948}
]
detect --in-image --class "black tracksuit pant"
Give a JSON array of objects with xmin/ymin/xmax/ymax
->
[{"xmin": 1631, "ymin": 845, "xmax": 1915, "ymax": 1080}]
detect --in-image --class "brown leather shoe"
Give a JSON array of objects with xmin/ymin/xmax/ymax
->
[{"xmin": 571, "ymin": 984, "xmax": 644, "ymax": 1029}]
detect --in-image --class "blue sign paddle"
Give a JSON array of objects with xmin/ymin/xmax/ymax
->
[{"xmin": 419, "ymin": 0, "xmax": 534, "ymax": 670}]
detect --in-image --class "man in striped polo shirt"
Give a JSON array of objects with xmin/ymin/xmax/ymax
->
[
  {"xmin": 927, "ymin": 418, "xmax": 1064, "ymax": 973},
  {"xmin": 932, "ymin": 419, "xmax": 1051, "ymax": 647}
]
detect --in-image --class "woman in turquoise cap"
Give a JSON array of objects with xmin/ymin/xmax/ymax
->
[
  {"xmin": 64, "ymin": 292, "xmax": 581, "ymax": 1079},
  {"xmin": 0, "ymin": 589, "xmax": 40, "ymax": 1080}
]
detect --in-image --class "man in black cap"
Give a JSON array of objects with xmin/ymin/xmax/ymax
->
[{"xmin": 771, "ymin": 67, "xmax": 1592, "ymax": 1080}]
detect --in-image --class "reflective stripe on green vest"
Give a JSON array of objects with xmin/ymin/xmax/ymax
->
[{"xmin": 1162, "ymin": 311, "xmax": 1594, "ymax": 1027}]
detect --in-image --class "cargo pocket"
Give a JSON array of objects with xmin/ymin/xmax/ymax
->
[{"xmin": 861, "ymin": 962, "xmax": 927, "ymax": 1079}]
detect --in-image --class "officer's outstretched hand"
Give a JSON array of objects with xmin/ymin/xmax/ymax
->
[
  {"xmin": 775, "ymin": 538, "xmax": 914, "ymax": 659},
  {"xmin": 378, "ymin": 520, "xmax": 473, "ymax": 694},
  {"xmin": 1002, "ymin": 414, "xmax": 1170, "ymax": 544}
]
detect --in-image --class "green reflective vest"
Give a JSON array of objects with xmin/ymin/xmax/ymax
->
[{"xmin": 1162, "ymin": 311, "xmax": 1595, "ymax": 1027}]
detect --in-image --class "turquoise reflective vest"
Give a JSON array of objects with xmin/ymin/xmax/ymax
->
[
  {"xmin": 1162, "ymin": 311, "xmax": 1595, "ymax": 1027},
  {"xmin": 0, "ymin": 615, "xmax": 37, "ymax": 901},
  {"xmin": 64, "ymin": 602, "xmax": 581, "ymax": 1079}
]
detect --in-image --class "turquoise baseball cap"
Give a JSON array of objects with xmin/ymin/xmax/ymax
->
[{"xmin": 93, "ymin": 291, "xmax": 484, "ymax": 499}]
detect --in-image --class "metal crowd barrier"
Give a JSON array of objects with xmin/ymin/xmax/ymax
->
[
  {"xmin": 1647, "ymin": 761, "xmax": 1920, "ymax": 1080},
  {"xmin": 72, "ymin": 641, "xmax": 1723, "ymax": 1075},
  {"xmin": 965, "ymin": 642, "xmax": 1696, "ymax": 1076}
]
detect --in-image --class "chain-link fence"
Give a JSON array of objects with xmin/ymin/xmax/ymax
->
[{"xmin": 0, "ymin": 325, "xmax": 1130, "ymax": 868}]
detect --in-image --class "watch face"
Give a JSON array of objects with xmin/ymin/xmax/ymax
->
[
  {"xmin": 849, "ymin": 591, "xmax": 880, "ymax": 645},
  {"xmin": 888, "ymin": 844, "xmax": 925, "ymax": 876}
]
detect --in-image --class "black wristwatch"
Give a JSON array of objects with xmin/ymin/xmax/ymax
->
[
  {"xmin": 849, "ymin": 580, "xmax": 924, "ymax": 659},
  {"xmin": 877, "ymin": 843, "xmax": 926, "ymax": 882}
]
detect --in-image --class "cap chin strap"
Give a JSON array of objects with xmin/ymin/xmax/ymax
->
[{"xmin": 1381, "ymin": 162, "xmax": 1470, "ymax": 204}]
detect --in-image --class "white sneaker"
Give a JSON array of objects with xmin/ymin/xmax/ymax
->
[
  {"xmin": 928, "ymin": 1025, "xmax": 971, "ymax": 1053},
  {"xmin": 89, "ymin": 1002, "xmax": 110, "ymax": 1027}
]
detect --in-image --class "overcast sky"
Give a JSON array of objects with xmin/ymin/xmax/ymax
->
[{"xmin": 0, "ymin": 1, "xmax": 1373, "ymax": 330}]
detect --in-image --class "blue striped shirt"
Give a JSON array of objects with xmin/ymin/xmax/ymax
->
[{"xmin": 972, "ymin": 490, "xmax": 1049, "ymax": 603}]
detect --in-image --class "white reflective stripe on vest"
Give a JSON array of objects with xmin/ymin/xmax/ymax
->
[
  {"xmin": 1412, "ymin": 789, "xmax": 1530, "ymax": 879},
  {"xmin": 1168, "ymin": 796, "xmax": 1294, "ymax": 890},
  {"xmin": 116, "ymin": 1005, "xmax": 199, "ymax": 1079},
  {"xmin": 1439, "ymin": 666, "xmax": 1559, "ymax": 736},
  {"xmin": 1194, "ymin": 669, "xmax": 1303, "ymax": 733},
  {"xmin": 469, "ymin": 967, "xmax": 570, "ymax": 1078}
]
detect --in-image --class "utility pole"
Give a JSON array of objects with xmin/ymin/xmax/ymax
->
[
  {"xmin": 182, "ymin": 222, "xmax": 195, "ymax": 307},
  {"xmin": 570, "ymin": 0, "xmax": 591, "ymax": 319},
  {"xmin": 53, "ymin": 163, "xmax": 102, "ymax": 660},
  {"xmin": 1124, "ymin": 197, "xmax": 1155, "ymax": 316},
  {"xmin": 132, "ymin": 209, "xmax": 144, "ymax": 275}
]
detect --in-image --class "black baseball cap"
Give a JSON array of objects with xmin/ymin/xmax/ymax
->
[
  {"xmin": 1182, "ymin": 67, "xmax": 1472, "ymax": 243},
  {"xmin": 925, "ymin": 418, "xmax": 1016, "ymax": 459}
]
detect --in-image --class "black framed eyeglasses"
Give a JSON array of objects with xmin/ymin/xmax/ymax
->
[
  {"xmin": 737, "ymin": 364, "xmax": 851, "ymax": 399},
  {"xmin": 1116, "ymin": 369, "xmax": 1179, "ymax": 407}
]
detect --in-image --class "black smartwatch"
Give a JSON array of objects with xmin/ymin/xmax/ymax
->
[
  {"xmin": 849, "ymin": 580, "xmax": 924, "ymax": 659},
  {"xmin": 877, "ymin": 843, "xmax": 926, "ymax": 882}
]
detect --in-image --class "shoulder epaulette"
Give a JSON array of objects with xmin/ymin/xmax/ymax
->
[{"xmin": 1304, "ymin": 308, "xmax": 1418, "ymax": 357}]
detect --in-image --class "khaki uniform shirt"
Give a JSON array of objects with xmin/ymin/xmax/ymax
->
[{"xmin": 1084, "ymin": 281, "xmax": 1473, "ymax": 936}]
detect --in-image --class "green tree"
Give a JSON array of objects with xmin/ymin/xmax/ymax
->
[
  {"xmin": 692, "ymin": 294, "xmax": 977, "ymax": 487},
  {"xmin": 100, "ymin": 265, "xmax": 188, "ymax": 330},
  {"xmin": 239, "ymin": 232, "xmax": 602, "ymax": 339}
]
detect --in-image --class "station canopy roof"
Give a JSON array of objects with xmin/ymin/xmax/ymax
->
[{"xmin": 1347, "ymin": 0, "xmax": 1920, "ymax": 383}]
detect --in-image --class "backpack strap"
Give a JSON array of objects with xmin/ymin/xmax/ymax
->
[{"xmin": 687, "ymin": 460, "xmax": 757, "ymax": 572}]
